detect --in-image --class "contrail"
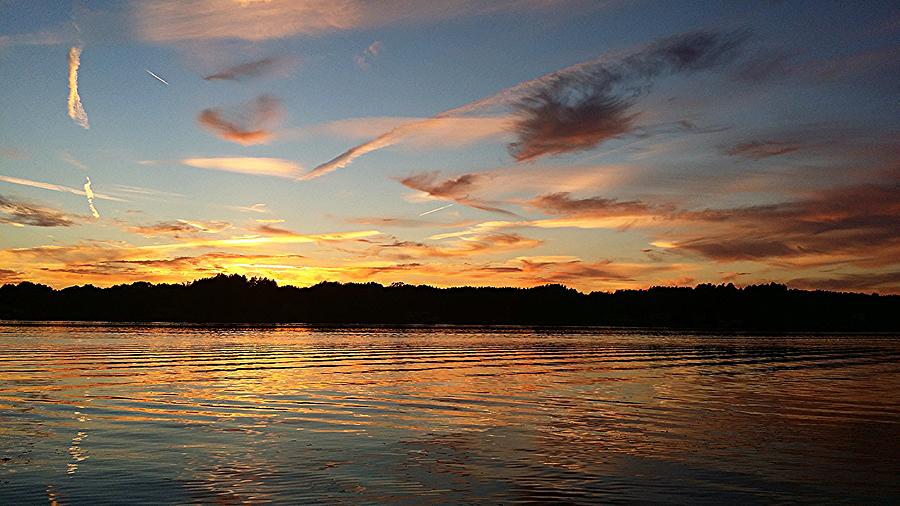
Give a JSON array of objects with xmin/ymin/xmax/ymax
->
[
  {"xmin": 418, "ymin": 203, "xmax": 454, "ymax": 216},
  {"xmin": 145, "ymin": 69, "xmax": 169, "ymax": 86},
  {"xmin": 83, "ymin": 176, "xmax": 100, "ymax": 218},
  {"xmin": 67, "ymin": 47, "xmax": 89, "ymax": 129},
  {"xmin": 0, "ymin": 174, "xmax": 125, "ymax": 201}
]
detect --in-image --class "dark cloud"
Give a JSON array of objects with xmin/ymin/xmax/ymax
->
[
  {"xmin": 358, "ymin": 233, "xmax": 541, "ymax": 260},
  {"xmin": 725, "ymin": 140, "xmax": 803, "ymax": 159},
  {"xmin": 733, "ymin": 50, "xmax": 795, "ymax": 83},
  {"xmin": 509, "ymin": 29, "xmax": 749, "ymax": 162},
  {"xmin": 0, "ymin": 195, "xmax": 77, "ymax": 227},
  {"xmin": 254, "ymin": 224, "xmax": 299, "ymax": 236},
  {"xmin": 398, "ymin": 172, "xmax": 518, "ymax": 216},
  {"xmin": 529, "ymin": 192, "xmax": 657, "ymax": 217},
  {"xmin": 203, "ymin": 57, "xmax": 294, "ymax": 81},
  {"xmin": 674, "ymin": 183, "xmax": 900, "ymax": 265},
  {"xmin": 0, "ymin": 268, "xmax": 25, "ymax": 284},
  {"xmin": 197, "ymin": 95, "xmax": 283, "ymax": 145},
  {"xmin": 127, "ymin": 219, "xmax": 232, "ymax": 237},
  {"xmin": 788, "ymin": 271, "xmax": 900, "ymax": 293}
]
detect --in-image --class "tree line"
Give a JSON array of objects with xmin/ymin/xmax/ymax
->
[{"xmin": 0, "ymin": 274, "xmax": 897, "ymax": 330}]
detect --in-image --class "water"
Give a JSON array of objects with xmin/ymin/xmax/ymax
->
[{"xmin": 1, "ymin": 324, "xmax": 898, "ymax": 504}]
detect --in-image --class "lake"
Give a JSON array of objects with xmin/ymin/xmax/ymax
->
[{"xmin": 1, "ymin": 324, "xmax": 898, "ymax": 504}]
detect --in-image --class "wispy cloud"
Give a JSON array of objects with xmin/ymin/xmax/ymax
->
[
  {"xmin": 398, "ymin": 172, "xmax": 519, "ymax": 216},
  {"xmin": 134, "ymin": 0, "xmax": 579, "ymax": 42},
  {"xmin": 83, "ymin": 176, "xmax": 100, "ymax": 218},
  {"xmin": 0, "ymin": 174, "xmax": 125, "ymax": 202},
  {"xmin": 181, "ymin": 157, "xmax": 302, "ymax": 178},
  {"xmin": 357, "ymin": 232, "xmax": 542, "ymax": 260},
  {"xmin": 60, "ymin": 152, "xmax": 89, "ymax": 171},
  {"xmin": 0, "ymin": 148, "xmax": 27, "ymax": 160},
  {"xmin": 204, "ymin": 56, "xmax": 296, "ymax": 81},
  {"xmin": 508, "ymin": 30, "xmax": 748, "ymax": 161},
  {"xmin": 128, "ymin": 219, "xmax": 232, "ymax": 237},
  {"xmin": 0, "ymin": 195, "xmax": 77, "ymax": 227},
  {"xmin": 725, "ymin": 140, "xmax": 803, "ymax": 159},
  {"xmin": 67, "ymin": 47, "xmax": 89, "ymax": 129},
  {"xmin": 528, "ymin": 192, "xmax": 659, "ymax": 218},
  {"xmin": 197, "ymin": 95, "xmax": 283, "ymax": 145},
  {"xmin": 787, "ymin": 271, "xmax": 900, "ymax": 293},
  {"xmin": 0, "ymin": 30, "xmax": 67, "ymax": 48},
  {"xmin": 231, "ymin": 203, "xmax": 269, "ymax": 214},
  {"xmin": 353, "ymin": 40, "xmax": 382, "ymax": 69},
  {"xmin": 111, "ymin": 184, "xmax": 185, "ymax": 199},
  {"xmin": 292, "ymin": 115, "xmax": 510, "ymax": 149},
  {"xmin": 345, "ymin": 216, "xmax": 473, "ymax": 229},
  {"xmin": 304, "ymin": 29, "xmax": 748, "ymax": 178}
]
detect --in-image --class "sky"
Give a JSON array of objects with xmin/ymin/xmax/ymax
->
[{"xmin": 0, "ymin": 0, "xmax": 898, "ymax": 293}]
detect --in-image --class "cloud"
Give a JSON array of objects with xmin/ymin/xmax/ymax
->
[
  {"xmin": 67, "ymin": 47, "xmax": 89, "ymax": 129},
  {"xmin": 110, "ymin": 184, "xmax": 185, "ymax": 200},
  {"xmin": 197, "ymin": 95, "xmax": 283, "ymax": 145},
  {"xmin": 203, "ymin": 56, "xmax": 297, "ymax": 81},
  {"xmin": 291, "ymin": 115, "xmax": 510, "ymax": 149},
  {"xmin": 516, "ymin": 257, "xmax": 684, "ymax": 284},
  {"xmin": 651, "ymin": 183, "xmax": 900, "ymax": 267},
  {"xmin": 253, "ymin": 223, "xmax": 299, "ymax": 236},
  {"xmin": 60, "ymin": 152, "xmax": 90, "ymax": 171},
  {"xmin": 0, "ymin": 268, "xmax": 25, "ymax": 284},
  {"xmin": 134, "ymin": 0, "xmax": 578, "ymax": 42},
  {"xmin": 0, "ymin": 174, "xmax": 125, "ymax": 202},
  {"xmin": 0, "ymin": 195, "xmax": 77, "ymax": 227},
  {"xmin": 787, "ymin": 271, "xmax": 900, "ymax": 293},
  {"xmin": 360, "ymin": 232, "xmax": 541, "ymax": 260},
  {"xmin": 508, "ymin": 30, "xmax": 747, "ymax": 161},
  {"xmin": 509, "ymin": 88, "xmax": 637, "ymax": 162},
  {"xmin": 528, "ymin": 192, "xmax": 656, "ymax": 217},
  {"xmin": 181, "ymin": 157, "xmax": 302, "ymax": 178},
  {"xmin": 344, "ymin": 216, "xmax": 474, "ymax": 229},
  {"xmin": 305, "ymin": 29, "xmax": 747, "ymax": 178},
  {"xmin": 435, "ymin": 177, "xmax": 900, "ymax": 270},
  {"xmin": 0, "ymin": 148, "xmax": 27, "ymax": 160},
  {"xmin": 354, "ymin": 40, "xmax": 383, "ymax": 69},
  {"xmin": 725, "ymin": 140, "xmax": 803, "ymax": 159},
  {"xmin": 0, "ymin": 30, "xmax": 67, "ymax": 48},
  {"xmin": 397, "ymin": 172, "xmax": 518, "ymax": 216},
  {"xmin": 231, "ymin": 203, "xmax": 269, "ymax": 213},
  {"xmin": 128, "ymin": 219, "xmax": 233, "ymax": 237},
  {"xmin": 83, "ymin": 176, "xmax": 100, "ymax": 218}
]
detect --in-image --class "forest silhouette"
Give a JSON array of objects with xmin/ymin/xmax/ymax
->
[{"xmin": 1, "ymin": 274, "xmax": 897, "ymax": 330}]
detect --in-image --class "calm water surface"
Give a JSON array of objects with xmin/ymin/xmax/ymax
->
[{"xmin": 1, "ymin": 324, "xmax": 898, "ymax": 504}]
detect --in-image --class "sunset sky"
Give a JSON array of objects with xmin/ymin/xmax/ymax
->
[{"xmin": 0, "ymin": 0, "xmax": 898, "ymax": 292}]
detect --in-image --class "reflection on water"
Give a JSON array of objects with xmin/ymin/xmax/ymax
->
[{"xmin": 0, "ymin": 324, "xmax": 898, "ymax": 503}]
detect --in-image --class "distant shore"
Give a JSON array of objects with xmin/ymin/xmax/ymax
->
[{"xmin": 1, "ymin": 274, "xmax": 898, "ymax": 330}]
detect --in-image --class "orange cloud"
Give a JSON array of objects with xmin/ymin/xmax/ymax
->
[
  {"xmin": 197, "ymin": 95, "xmax": 283, "ymax": 145},
  {"xmin": 294, "ymin": 116, "xmax": 510, "ymax": 150},
  {"xmin": 135, "ymin": 1, "xmax": 576, "ymax": 42},
  {"xmin": 398, "ymin": 172, "xmax": 518, "ymax": 216}
]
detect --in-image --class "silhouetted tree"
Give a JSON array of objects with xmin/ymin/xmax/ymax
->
[{"xmin": 0, "ymin": 275, "xmax": 896, "ymax": 330}]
